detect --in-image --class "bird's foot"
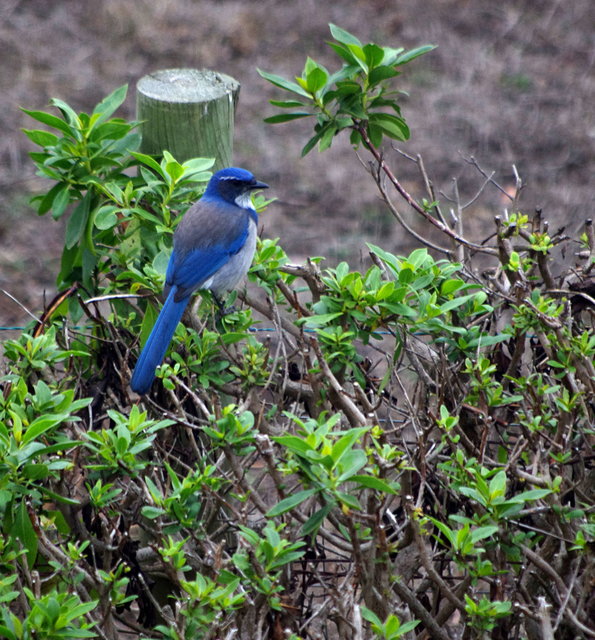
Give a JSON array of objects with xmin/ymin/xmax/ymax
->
[{"xmin": 212, "ymin": 293, "xmax": 237, "ymax": 320}]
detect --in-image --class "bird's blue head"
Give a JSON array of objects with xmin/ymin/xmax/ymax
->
[{"xmin": 203, "ymin": 167, "xmax": 268, "ymax": 208}]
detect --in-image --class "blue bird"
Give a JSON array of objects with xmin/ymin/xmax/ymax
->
[{"xmin": 130, "ymin": 167, "xmax": 268, "ymax": 395}]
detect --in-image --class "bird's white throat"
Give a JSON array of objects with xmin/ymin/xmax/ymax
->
[{"xmin": 234, "ymin": 192, "xmax": 255, "ymax": 210}]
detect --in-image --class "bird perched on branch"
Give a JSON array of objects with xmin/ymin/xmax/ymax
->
[{"xmin": 130, "ymin": 167, "xmax": 268, "ymax": 395}]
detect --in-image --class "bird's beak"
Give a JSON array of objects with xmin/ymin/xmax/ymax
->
[{"xmin": 251, "ymin": 180, "xmax": 269, "ymax": 190}]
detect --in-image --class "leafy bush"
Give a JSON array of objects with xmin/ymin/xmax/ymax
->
[{"xmin": 1, "ymin": 23, "xmax": 593, "ymax": 640}]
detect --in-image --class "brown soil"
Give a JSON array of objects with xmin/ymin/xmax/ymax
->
[{"xmin": 0, "ymin": 0, "xmax": 593, "ymax": 329}]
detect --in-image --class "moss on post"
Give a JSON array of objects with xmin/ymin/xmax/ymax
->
[{"xmin": 136, "ymin": 68, "xmax": 240, "ymax": 169}]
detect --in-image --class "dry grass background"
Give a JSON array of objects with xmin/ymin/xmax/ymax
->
[{"xmin": 0, "ymin": 0, "xmax": 593, "ymax": 328}]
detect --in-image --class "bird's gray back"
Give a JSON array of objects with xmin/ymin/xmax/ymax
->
[{"xmin": 174, "ymin": 200, "xmax": 250, "ymax": 255}]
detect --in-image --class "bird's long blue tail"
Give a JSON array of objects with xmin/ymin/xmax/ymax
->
[{"xmin": 130, "ymin": 288, "xmax": 189, "ymax": 395}]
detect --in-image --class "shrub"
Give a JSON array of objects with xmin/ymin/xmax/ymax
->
[{"xmin": 2, "ymin": 23, "xmax": 593, "ymax": 640}]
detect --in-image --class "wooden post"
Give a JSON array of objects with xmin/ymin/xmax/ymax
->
[{"xmin": 136, "ymin": 68, "xmax": 240, "ymax": 170}]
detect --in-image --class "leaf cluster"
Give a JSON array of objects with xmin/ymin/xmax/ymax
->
[
  {"xmin": 258, "ymin": 24, "xmax": 435, "ymax": 154},
  {"xmin": 23, "ymin": 85, "xmax": 213, "ymax": 301}
]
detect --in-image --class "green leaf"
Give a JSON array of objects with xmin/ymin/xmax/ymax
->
[
  {"xmin": 301, "ymin": 130, "xmax": 325, "ymax": 157},
  {"xmin": 350, "ymin": 129, "xmax": 362, "ymax": 146},
  {"xmin": 152, "ymin": 249, "xmax": 171, "ymax": 275},
  {"xmin": 348, "ymin": 475, "xmax": 398, "ymax": 494},
  {"xmin": 408, "ymin": 247, "xmax": 431, "ymax": 267},
  {"xmin": 510, "ymin": 488, "xmax": 552, "ymax": 502},
  {"xmin": 380, "ymin": 302, "xmax": 417, "ymax": 318},
  {"xmin": 181, "ymin": 157, "xmax": 214, "ymax": 174},
  {"xmin": 331, "ymin": 428, "xmax": 367, "ymax": 466},
  {"xmin": 303, "ymin": 312, "xmax": 343, "ymax": 327},
  {"xmin": 90, "ymin": 120, "xmax": 133, "ymax": 142},
  {"xmin": 438, "ymin": 295, "xmax": 476, "ymax": 313},
  {"xmin": 20, "ymin": 108, "xmax": 75, "ymax": 137},
  {"xmin": 336, "ymin": 449, "xmax": 367, "ymax": 482},
  {"xmin": 301, "ymin": 503, "xmax": 334, "ymax": 536},
  {"xmin": 369, "ymin": 113, "xmax": 410, "ymax": 141},
  {"xmin": 81, "ymin": 247, "xmax": 96, "ymax": 287},
  {"xmin": 91, "ymin": 84, "xmax": 128, "ymax": 125},
  {"xmin": 264, "ymin": 112, "xmax": 312, "ymax": 124},
  {"xmin": 21, "ymin": 128, "xmax": 59, "ymax": 147},
  {"xmin": 65, "ymin": 605, "xmax": 99, "ymax": 627},
  {"xmin": 488, "ymin": 470, "xmax": 507, "ymax": 499},
  {"xmin": 368, "ymin": 65, "xmax": 400, "ymax": 85},
  {"xmin": 395, "ymin": 44, "xmax": 437, "ymax": 65},
  {"xmin": 345, "ymin": 44, "xmax": 368, "ymax": 72},
  {"xmin": 363, "ymin": 43, "xmax": 385, "ymax": 68},
  {"xmin": 138, "ymin": 302, "xmax": 159, "ymax": 348},
  {"xmin": 14, "ymin": 500, "xmax": 38, "ymax": 568},
  {"xmin": 141, "ymin": 506, "xmax": 165, "ymax": 520},
  {"xmin": 51, "ymin": 184, "xmax": 72, "ymax": 220},
  {"xmin": 165, "ymin": 160, "xmax": 184, "ymax": 182},
  {"xmin": 441, "ymin": 278, "xmax": 466, "ymax": 295},
  {"xmin": 36, "ymin": 182, "xmax": 67, "ymax": 216},
  {"xmin": 399, "ymin": 619, "xmax": 421, "ymax": 634},
  {"xmin": 65, "ymin": 192, "xmax": 92, "ymax": 249},
  {"xmin": 274, "ymin": 435, "xmax": 315, "ymax": 457},
  {"xmin": 306, "ymin": 67, "xmax": 329, "ymax": 93},
  {"xmin": 318, "ymin": 124, "xmax": 337, "ymax": 152},
  {"xmin": 50, "ymin": 98, "xmax": 81, "ymax": 128},
  {"xmin": 458, "ymin": 486, "xmax": 486, "ymax": 505},
  {"xmin": 22, "ymin": 415, "xmax": 62, "ymax": 444},
  {"xmin": 367, "ymin": 123, "xmax": 383, "ymax": 147},
  {"xmin": 381, "ymin": 46, "xmax": 405, "ymax": 65},
  {"xmin": 336, "ymin": 491, "xmax": 361, "ymax": 510},
  {"xmin": 0, "ymin": 625, "xmax": 18, "ymax": 640},
  {"xmin": 22, "ymin": 464, "xmax": 49, "ymax": 481},
  {"xmin": 327, "ymin": 42, "xmax": 362, "ymax": 67},
  {"xmin": 469, "ymin": 525, "xmax": 499, "ymax": 543},
  {"xmin": 329, "ymin": 24, "xmax": 363, "ymax": 47},
  {"xmin": 269, "ymin": 99, "xmax": 307, "ymax": 108},
  {"xmin": 360, "ymin": 606, "xmax": 383, "ymax": 627},
  {"xmin": 267, "ymin": 488, "xmax": 318, "ymax": 517},
  {"xmin": 130, "ymin": 150, "xmax": 166, "ymax": 176},
  {"xmin": 431, "ymin": 519, "xmax": 456, "ymax": 545},
  {"xmin": 94, "ymin": 205, "xmax": 119, "ymax": 230},
  {"xmin": 257, "ymin": 69, "xmax": 312, "ymax": 99}
]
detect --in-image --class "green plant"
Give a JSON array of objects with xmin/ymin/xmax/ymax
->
[
  {"xmin": 0, "ymin": 590, "xmax": 98, "ymax": 639},
  {"xmin": 361, "ymin": 607, "xmax": 419, "ymax": 640},
  {"xmin": 84, "ymin": 405, "xmax": 173, "ymax": 474},
  {"xmin": 233, "ymin": 522, "xmax": 305, "ymax": 609}
]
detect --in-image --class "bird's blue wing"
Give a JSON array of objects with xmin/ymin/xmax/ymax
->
[
  {"xmin": 166, "ymin": 201, "xmax": 251, "ymax": 300},
  {"xmin": 169, "ymin": 247, "xmax": 233, "ymax": 300}
]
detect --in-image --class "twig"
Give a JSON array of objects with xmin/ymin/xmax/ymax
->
[
  {"xmin": 373, "ymin": 165, "xmax": 452, "ymax": 256},
  {"xmin": 520, "ymin": 544, "xmax": 577, "ymax": 611},
  {"xmin": 1, "ymin": 288, "xmax": 40, "ymax": 322},
  {"xmin": 391, "ymin": 578, "xmax": 451, "ymax": 640},
  {"xmin": 407, "ymin": 503, "xmax": 466, "ymax": 614},
  {"xmin": 310, "ymin": 337, "xmax": 367, "ymax": 427},
  {"xmin": 357, "ymin": 125, "xmax": 498, "ymax": 255},
  {"xmin": 238, "ymin": 289, "xmax": 302, "ymax": 340},
  {"xmin": 464, "ymin": 155, "xmax": 514, "ymax": 201},
  {"xmin": 536, "ymin": 597, "xmax": 555, "ymax": 640}
]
